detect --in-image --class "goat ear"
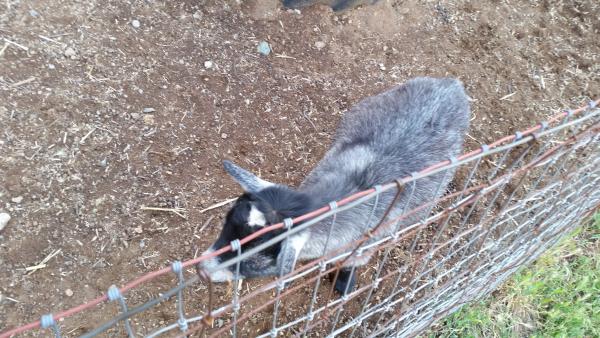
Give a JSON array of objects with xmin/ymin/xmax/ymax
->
[
  {"xmin": 276, "ymin": 233, "xmax": 309, "ymax": 277},
  {"xmin": 223, "ymin": 160, "xmax": 274, "ymax": 193},
  {"xmin": 276, "ymin": 241, "xmax": 297, "ymax": 277}
]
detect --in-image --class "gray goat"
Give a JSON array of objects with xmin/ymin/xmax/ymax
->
[{"xmin": 202, "ymin": 77, "xmax": 470, "ymax": 294}]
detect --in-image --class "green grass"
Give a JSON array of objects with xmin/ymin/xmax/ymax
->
[{"xmin": 428, "ymin": 212, "xmax": 600, "ymax": 338}]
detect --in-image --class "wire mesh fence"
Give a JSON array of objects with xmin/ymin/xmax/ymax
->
[{"xmin": 2, "ymin": 99, "xmax": 599, "ymax": 338}]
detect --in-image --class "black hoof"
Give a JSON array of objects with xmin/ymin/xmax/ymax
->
[
  {"xmin": 333, "ymin": 268, "xmax": 356, "ymax": 295},
  {"xmin": 281, "ymin": 0, "xmax": 313, "ymax": 9},
  {"xmin": 331, "ymin": 0, "xmax": 356, "ymax": 12}
]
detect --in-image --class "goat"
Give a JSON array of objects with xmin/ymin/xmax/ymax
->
[{"xmin": 201, "ymin": 77, "xmax": 470, "ymax": 294}]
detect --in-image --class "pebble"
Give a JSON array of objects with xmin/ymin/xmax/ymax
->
[
  {"xmin": 257, "ymin": 41, "xmax": 271, "ymax": 56},
  {"xmin": 0, "ymin": 213, "xmax": 10, "ymax": 232},
  {"xmin": 29, "ymin": 9, "xmax": 40, "ymax": 17},
  {"xmin": 11, "ymin": 196, "xmax": 23, "ymax": 204},
  {"xmin": 133, "ymin": 226, "xmax": 143, "ymax": 234},
  {"xmin": 63, "ymin": 47, "xmax": 76, "ymax": 58},
  {"xmin": 204, "ymin": 60, "xmax": 213, "ymax": 69},
  {"xmin": 48, "ymin": 64, "xmax": 55, "ymax": 69},
  {"xmin": 143, "ymin": 114, "xmax": 155, "ymax": 125},
  {"xmin": 142, "ymin": 107, "xmax": 156, "ymax": 113},
  {"xmin": 99, "ymin": 158, "xmax": 107, "ymax": 167},
  {"xmin": 315, "ymin": 41, "xmax": 326, "ymax": 50},
  {"xmin": 65, "ymin": 289, "xmax": 73, "ymax": 297},
  {"xmin": 131, "ymin": 112, "xmax": 140, "ymax": 119},
  {"xmin": 131, "ymin": 19, "xmax": 141, "ymax": 28},
  {"xmin": 221, "ymin": 133, "xmax": 228, "ymax": 139}
]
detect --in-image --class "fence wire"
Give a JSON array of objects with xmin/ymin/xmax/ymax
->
[{"xmin": 2, "ymin": 99, "xmax": 599, "ymax": 338}]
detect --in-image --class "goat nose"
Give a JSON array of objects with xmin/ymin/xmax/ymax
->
[{"xmin": 209, "ymin": 268, "xmax": 234, "ymax": 282}]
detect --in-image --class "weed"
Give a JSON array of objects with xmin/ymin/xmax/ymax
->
[{"xmin": 428, "ymin": 212, "xmax": 600, "ymax": 337}]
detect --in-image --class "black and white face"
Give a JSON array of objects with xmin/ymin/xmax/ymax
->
[
  {"xmin": 200, "ymin": 161, "xmax": 314, "ymax": 282},
  {"xmin": 201, "ymin": 193, "xmax": 285, "ymax": 281}
]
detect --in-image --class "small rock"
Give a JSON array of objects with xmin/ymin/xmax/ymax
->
[
  {"xmin": 142, "ymin": 107, "xmax": 156, "ymax": 113},
  {"xmin": 99, "ymin": 158, "xmax": 107, "ymax": 167},
  {"xmin": 133, "ymin": 226, "xmax": 143, "ymax": 234},
  {"xmin": 0, "ymin": 213, "xmax": 10, "ymax": 232},
  {"xmin": 11, "ymin": 196, "xmax": 23, "ymax": 204},
  {"xmin": 143, "ymin": 114, "xmax": 155, "ymax": 125},
  {"xmin": 130, "ymin": 112, "xmax": 140, "ymax": 119},
  {"xmin": 29, "ymin": 9, "xmax": 40, "ymax": 17},
  {"xmin": 48, "ymin": 64, "xmax": 55, "ymax": 69},
  {"xmin": 65, "ymin": 289, "xmax": 73, "ymax": 297},
  {"xmin": 216, "ymin": 319, "xmax": 224, "ymax": 328},
  {"xmin": 257, "ymin": 41, "xmax": 271, "ymax": 56},
  {"xmin": 63, "ymin": 47, "xmax": 76, "ymax": 58},
  {"xmin": 204, "ymin": 60, "xmax": 213, "ymax": 69},
  {"xmin": 131, "ymin": 19, "xmax": 141, "ymax": 28},
  {"xmin": 221, "ymin": 133, "xmax": 228, "ymax": 139},
  {"xmin": 379, "ymin": 63, "xmax": 386, "ymax": 71},
  {"xmin": 314, "ymin": 41, "xmax": 326, "ymax": 50}
]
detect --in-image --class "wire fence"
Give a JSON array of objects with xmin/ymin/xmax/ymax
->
[{"xmin": 2, "ymin": 99, "xmax": 600, "ymax": 338}]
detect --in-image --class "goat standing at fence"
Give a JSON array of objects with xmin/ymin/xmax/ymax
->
[{"xmin": 201, "ymin": 77, "xmax": 470, "ymax": 294}]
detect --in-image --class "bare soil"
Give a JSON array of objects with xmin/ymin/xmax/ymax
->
[{"xmin": 1, "ymin": 0, "xmax": 599, "ymax": 336}]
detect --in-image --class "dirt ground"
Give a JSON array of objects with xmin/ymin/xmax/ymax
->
[{"xmin": 1, "ymin": 0, "xmax": 599, "ymax": 336}]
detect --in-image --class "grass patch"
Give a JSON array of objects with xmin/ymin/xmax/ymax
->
[{"xmin": 428, "ymin": 212, "xmax": 600, "ymax": 338}]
